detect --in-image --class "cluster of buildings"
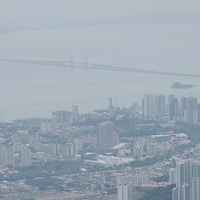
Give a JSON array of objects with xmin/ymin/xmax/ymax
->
[
  {"xmin": 49, "ymin": 94, "xmax": 200, "ymax": 127},
  {"xmin": 0, "ymin": 106, "xmax": 84, "ymax": 168},
  {"xmin": 0, "ymin": 95, "xmax": 200, "ymax": 199},
  {"xmin": 33, "ymin": 140, "xmax": 81, "ymax": 161},
  {"xmin": 171, "ymin": 159, "xmax": 200, "ymax": 200},
  {"xmin": 0, "ymin": 143, "xmax": 31, "ymax": 167},
  {"xmin": 142, "ymin": 94, "xmax": 200, "ymax": 124},
  {"xmin": 117, "ymin": 163, "xmax": 169, "ymax": 200},
  {"xmin": 0, "ymin": 136, "xmax": 84, "ymax": 167},
  {"xmin": 95, "ymin": 128, "xmax": 189, "ymax": 167},
  {"xmin": 52, "ymin": 105, "xmax": 80, "ymax": 126}
]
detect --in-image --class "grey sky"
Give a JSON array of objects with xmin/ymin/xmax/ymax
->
[{"xmin": 1, "ymin": 0, "xmax": 200, "ymax": 28}]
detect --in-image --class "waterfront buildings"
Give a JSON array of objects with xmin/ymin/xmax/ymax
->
[
  {"xmin": 168, "ymin": 95, "xmax": 179, "ymax": 121},
  {"xmin": 72, "ymin": 105, "xmax": 79, "ymax": 124},
  {"xmin": 142, "ymin": 94, "xmax": 166, "ymax": 121},
  {"xmin": 52, "ymin": 110, "xmax": 72, "ymax": 126},
  {"xmin": 142, "ymin": 94, "xmax": 200, "ymax": 124},
  {"xmin": 181, "ymin": 97, "xmax": 198, "ymax": 124}
]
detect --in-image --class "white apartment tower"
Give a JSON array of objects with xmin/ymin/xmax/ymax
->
[
  {"xmin": 96, "ymin": 121, "xmax": 118, "ymax": 151},
  {"xmin": 117, "ymin": 177, "xmax": 133, "ymax": 200},
  {"xmin": 172, "ymin": 160, "xmax": 200, "ymax": 200},
  {"xmin": 52, "ymin": 110, "xmax": 72, "ymax": 126},
  {"xmin": 181, "ymin": 97, "xmax": 198, "ymax": 124},
  {"xmin": 143, "ymin": 94, "xmax": 166, "ymax": 120},
  {"xmin": 72, "ymin": 105, "xmax": 79, "ymax": 124}
]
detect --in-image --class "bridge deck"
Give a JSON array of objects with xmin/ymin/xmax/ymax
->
[{"xmin": 0, "ymin": 59, "xmax": 200, "ymax": 78}]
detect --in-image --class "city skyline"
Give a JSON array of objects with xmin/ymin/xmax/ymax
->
[{"xmin": 0, "ymin": 0, "xmax": 199, "ymax": 199}]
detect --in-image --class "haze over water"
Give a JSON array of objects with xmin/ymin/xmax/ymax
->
[
  {"xmin": 0, "ymin": 0, "xmax": 200, "ymax": 120},
  {"xmin": 0, "ymin": 60, "xmax": 200, "ymax": 120}
]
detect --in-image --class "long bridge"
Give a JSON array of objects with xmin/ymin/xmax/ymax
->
[{"xmin": 0, "ymin": 58, "xmax": 200, "ymax": 78}]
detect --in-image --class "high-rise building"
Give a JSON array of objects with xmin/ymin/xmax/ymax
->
[
  {"xmin": 169, "ymin": 168, "xmax": 176, "ymax": 185},
  {"xmin": 41, "ymin": 118, "xmax": 51, "ymax": 134},
  {"xmin": 6, "ymin": 145, "xmax": 14, "ymax": 166},
  {"xmin": 143, "ymin": 94, "xmax": 156, "ymax": 119},
  {"xmin": 96, "ymin": 121, "xmax": 118, "ymax": 150},
  {"xmin": 155, "ymin": 95, "xmax": 166, "ymax": 120},
  {"xmin": 168, "ymin": 95, "xmax": 179, "ymax": 121},
  {"xmin": 172, "ymin": 187, "xmax": 179, "ymax": 200},
  {"xmin": 72, "ymin": 105, "xmax": 79, "ymax": 124},
  {"xmin": 52, "ymin": 111, "xmax": 72, "ymax": 126},
  {"xmin": 175, "ymin": 160, "xmax": 190, "ymax": 187},
  {"xmin": 118, "ymin": 184, "xmax": 133, "ymax": 200},
  {"xmin": 143, "ymin": 94, "xmax": 166, "ymax": 120},
  {"xmin": 20, "ymin": 146, "xmax": 32, "ymax": 166},
  {"xmin": 191, "ymin": 177, "xmax": 200, "ymax": 200},
  {"xmin": 0, "ymin": 145, "xmax": 14, "ymax": 166},
  {"xmin": 109, "ymin": 97, "xmax": 113, "ymax": 109},
  {"xmin": 179, "ymin": 184, "xmax": 190, "ymax": 200},
  {"xmin": 133, "ymin": 142, "xmax": 144, "ymax": 158},
  {"xmin": 173, "ymin": 159, "xmax": 200, "ymax": 200},
  {"xmin": 197, "ymin": 104, "xmax": 200, "ymax": 122},
  {"xmin": 181, "ymin": 97, "xmax": 198, "ymax": 124},
  {"xmin": 117, "ymin": 177, "xmax": 133, "ymax": 200}
]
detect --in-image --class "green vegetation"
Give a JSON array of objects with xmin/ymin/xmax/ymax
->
[
  {"xmin": 7, "ymin": 160, "xmax": 82, "ymax": 181},
  {"xmin": 115, "ymin": 119, "xmax": 165, "ymax": 137},
  {"xmin": 173, "ymin": 123, "xmax": 200, "ymax": 145},
  {"xmin": 26, "ymin": 177, "xmax": 65, "ymax": 191}
]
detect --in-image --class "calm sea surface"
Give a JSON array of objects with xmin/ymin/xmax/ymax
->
[{"xmin": 0, "ymin": 62, "xmax": 200, "ymax": 120}]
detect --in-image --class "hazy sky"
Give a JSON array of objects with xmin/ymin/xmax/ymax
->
[
  {"xmin": 0, "ymin": 1, "xmax": 199, "ymax": 21},
  {"xmin": 0, "ymin": 0, "xmax": 200, "ymax": 27},
  {"xmin": 0, "ymin": 0, "xmax": 200, "ymax": 72}
]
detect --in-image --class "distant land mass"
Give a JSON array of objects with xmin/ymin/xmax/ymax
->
[{"xmin": 171, "ymin": 81, "xmax": 195, "ymax": 89}]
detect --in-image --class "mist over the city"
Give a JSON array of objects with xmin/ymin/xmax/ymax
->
[{"xmin": 0, "ymin": 0, "xmax": 200, "ymax": 200}]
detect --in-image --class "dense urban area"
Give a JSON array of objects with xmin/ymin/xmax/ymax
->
[{"xmin": 0, "ymin": 94, "xmax": 200, "ymax": 200}]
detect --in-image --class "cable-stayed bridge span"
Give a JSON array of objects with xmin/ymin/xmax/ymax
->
[{"xmin": 0, "ymin": 58, "xmax": 200, "ymax": 78}]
